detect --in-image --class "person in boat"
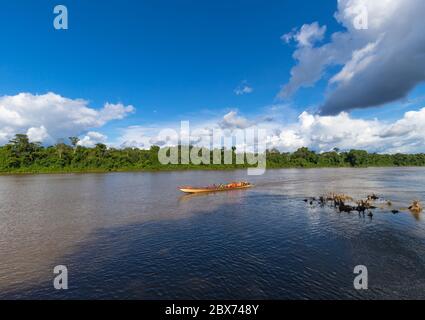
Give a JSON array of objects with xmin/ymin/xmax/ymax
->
[{"xmin": 208, "ymin": 182, "xmax": 250, "ymax": 190}]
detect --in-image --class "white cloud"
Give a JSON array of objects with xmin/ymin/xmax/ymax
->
[
  {"xmin": 9, "ymin": 91, "xmax": 419, "ymax": 155},
  {"xmin": 99, "ymin": 103, "xmax": 135, "ymax": 122},
  {"xmin": 116, "ymin": 123, "xmax": 216, "ymax": 149},
  {"xmin": 267, "ymin": 107, "xmax": 425, "ymax": 153},
  {"xmin": 115, "ymin": 107, "xmax": 425, "ymax": 154},
  {"xmin": 0, "ymin": 92, "xmax": 134, "ymax": 145},
  {"xmin": 282, "ymin": 22, "xmax": 327, "ymax": 47},
  {"xmin": 234, "ymin": 82, "xmax": 253, "ymax": 96},
  {"xmin": 280, "ymin": 0, "xmax": 425, "ymax": 114},
  {"xmin": 78, "ymin": 131, "xmax": 108, "ymax": 148},
  {"xmin": 116, "ymin": 126, "xmax": 162, "ymax": 149},
  {"xmin": 268, "ymin": 111, "xmax": 385, "ymax": 152},
  {"xmin": 27, "ymin": 126, "xmax": 50, "ymax": 143},
  {"xmin": 220, "ymin": 111, "xmax": 252, "ymax": 130}
]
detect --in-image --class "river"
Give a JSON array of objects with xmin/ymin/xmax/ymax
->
[{"xmin": 0, "ymin": 168, "xmax": 424, "ymax": 299}]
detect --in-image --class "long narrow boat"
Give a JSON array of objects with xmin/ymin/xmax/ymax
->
[{"xmin": 179, "ymin": 182, "xmax": 253, "ymax": 194}]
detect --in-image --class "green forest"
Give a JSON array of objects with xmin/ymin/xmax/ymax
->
[{"xmin": 1, "ymin": 134, "xmax": 425, "ymax": 174}]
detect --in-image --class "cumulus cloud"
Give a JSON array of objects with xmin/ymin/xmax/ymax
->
[
  {"xmin": 27, "ymin": 126, "xmax": 50, "ymax": 143},
  {"xmin": 114, "ymin": 126, "xmax": 152, "ymax": 149},
  {"xmin": 78, "ymin": 131, "xmax": 108, "ymax": 148},
  {"xmin": 117, "ymin": 123, "xmax": 215, "ymax": 149},
  {"xmin": 0, "ymin": 92, "xmax": 134, "ymax": 145},
  {"xmin": 282, "ymin": 22, "xmax": 327, "ymax": 47},
  {"xmin": 120, "ymin": 107, "xmax": 425, "ymax": 154},
  {"xmin": 280, "ymin": 0, "xmax": 425, "ymax": 115},
  {"xmin": 219, "ymin": 111, "xmax": 252, "ymax": 129},
  {"xmin": 267, "ymin": 111, "xmax": 385, "ymax": 152},
  {"xmin": 267, "ymin": 107, "xmax": 425, "ymax": 153}
]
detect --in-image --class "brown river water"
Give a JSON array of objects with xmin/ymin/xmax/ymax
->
[{"xmin": 0, "ymin": 167, "xmax": 424, "ymax": 299}]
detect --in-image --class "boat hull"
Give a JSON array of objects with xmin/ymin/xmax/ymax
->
[{"xmin": 179, "ymin": 185, "xmax": 253, "ymax": 194}]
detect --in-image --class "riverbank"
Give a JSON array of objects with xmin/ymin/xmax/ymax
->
[
  {"xmin": 1, "ymin": 164, "xmax": 425, "ymax": 176},
  {"xmin": 2, "ymin": 136, "xmax": 425, "ymax": 175}
]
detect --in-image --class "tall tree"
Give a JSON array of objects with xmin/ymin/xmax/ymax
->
[{"xmin": 69, "ymin": 137, "xmax": 80, "ymax": 154}]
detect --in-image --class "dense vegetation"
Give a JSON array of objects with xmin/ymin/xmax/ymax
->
[{"xmin": 1, "ymin": 134, "xmax": 425, "ymax": 174}]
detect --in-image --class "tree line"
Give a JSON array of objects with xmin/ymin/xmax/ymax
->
[{"xmin": 0, "ymin": 134, "xmax": 425, "ymax": 173}]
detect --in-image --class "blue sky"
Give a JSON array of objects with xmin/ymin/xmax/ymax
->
[
  {"xmin": 1, "ymin": 0, "xmax": 425, "ymax": 153},
  {"xmin": 0, "ymin": 0, "xmax": 337, "ymax": 117}
]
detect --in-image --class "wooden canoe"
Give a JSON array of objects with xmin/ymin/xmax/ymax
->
[{"xmin": 179, "ymin": 184, "xmax": 253, "ymax": 194}]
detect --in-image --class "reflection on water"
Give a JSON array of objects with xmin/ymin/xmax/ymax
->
[{"xmin": 0, "ymin": 168, "xmax": 424, "ymax": 299}]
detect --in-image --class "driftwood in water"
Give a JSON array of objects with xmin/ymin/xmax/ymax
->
[
  {"xmin": 304, "ymin": 192, "xmax": 422, "ymax": 219},
  {"xmin": 408, "ymin": 201, "xmax": 423, "ymax": 213}
]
